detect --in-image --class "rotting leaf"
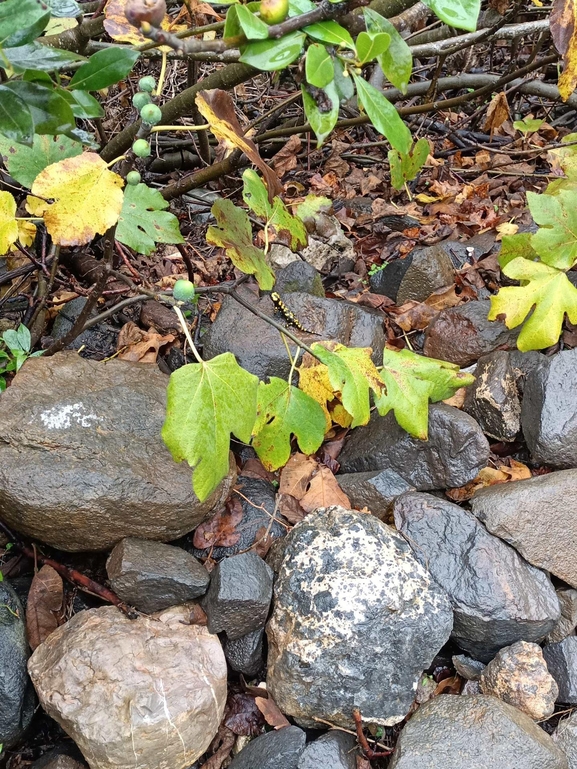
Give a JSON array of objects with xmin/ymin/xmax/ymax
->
[
  {"xmin": 193, "ymin": 496, "xmax": 244, "ymax": 550},
  {"xmin": 300, "ymin": 464, "xmax": 350, "ymax": 513},
  {"xmin": 117, "ymin": 321, "xmax": 174, "ymax": 363},
  {"xmin": 26, "ymin": 564, "xmax": 63, "ymax": 651},
  {"xmin": 255, "ymin": 694, "xmax": 291, "ymax": 729},
  {"xmin": 225, "ymin": 692, "xmax": 265, "ymax": 736},
  {"xmin": 483, "ymin": 92, "xmax": 510, "ymax": 136},
  {"xmin": 278, "ymin": 452, "xmax": 318, "ymax": 499}
]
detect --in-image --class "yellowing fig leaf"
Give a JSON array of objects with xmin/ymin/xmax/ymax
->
[
  {"xmin": 528, "ymin": 189, "xmax": 577, "ymax": 270},
  {"xmin": 297, "ymin": 354, "xmax": 351, "ymax": 431},
  {"xmin": 252, "ymin": 377, "xmax": 326, "ymax": 470},
  {"xmin": 31, "ymin": 153, "xmax": 124, "ymax": 246},
  {"xmin": 206, "ymin": 198, "xmax": 275, "ymax": 290},
  {"xmin": 376, "ymin": 348, "xmax": 474, "ymax": 439},
  {"xmin": 162, "ymin": 352, "xmax": 259, "ymax": 502},
  {"xmin": 0, "ymin": 191, "xmax": 18, "ymax": 255},
  {"xmin": 16, "ymin": 219, "xmax": 36, "ymax": 248},
  {"xmin": 488, "ymin": 257, "xmax": 577, "ymax": 351}
]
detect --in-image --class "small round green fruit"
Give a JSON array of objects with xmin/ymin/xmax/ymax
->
[
  {"xmin": 173, "ymin": 279, "xmax": 196, "ymax": 302},
  {"xmin": 132, "ymin": 139, "xmax": 151, "ymax": 158},
  {"xmin": 260, "ymin": 0, "xmax": 288, "ymax": 24},
  {"xmin": 140, "ymin": 103, "xmax": 162, "ymax": 126},
  {"xmin": 138, "ymin": 76, "xmax": 157, "ymax": 93},
  {"xmin": 126, "ymin": 170, "xmax": 141, "ymax": 185},
  {"xmin": 132, "ymin": 91, "xmax": 152, "ymax": 110}
]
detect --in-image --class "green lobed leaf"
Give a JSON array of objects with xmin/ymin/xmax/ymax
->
[
  {"xmin": 162, "ymin": 352, "xmax": 259, "ymax": 501},
  {"xmin": 252, "ymin": 377, "xmax": 326, "ymax": 469},
  {"xmin": 0, "ymin": 0, "xmax": 50, "ymax": 46},
  {"xmin": 69, "ymin": 48, "xmax": 140, "ymax": 91},
  {"xmin": 498, "ymin": 232, "xmax": 539, "ymax": 269},
  {"xmin": 2, "ymin": 81, "xmax": 74, "ymax": 136},
  {"xmin": 376, "ymin": 348, "xmax": 474, "ymax": 439},
  {"xmin": 242, "ymin": 169, "xmax": 307, "ymax": 250},
  {"xmin": 305, "ymin": 43, "xmax": 334, "ymax": 88},
  {"xmin": 206, "ymin": 198, "xmax": 276, "ymax": 289},
  {"xmin": 488, "ymin": 257, "xmax": 577, "ymax": 352},
  {"xmin": 295, "ymin": 193, "xmax": 332, "ymax": 222},
  {"xmin": 388, "ymin": 138, "xmax": 429, "ymax": 190},
  {"xmin": 0, "ymin": 133, "xmax": 81, "ymax": 188},
  {"xmin": 304, "ymin": 20, "xmax": 355, "ymax": 50},
  {"xmin": 528, "ymin": 189, "xmax": 577, "ymax": 270},
  {"xmin": 513, "ymin": 118, "xmax": 544, "ymax": 136},
  {"xmin": 353, "ymin": 74, "xmax": 411, "ymax": 154},
  {"xmin": 0, "ymin": 87, "xmax": 34, "ymax": 144},
  {"xmin": 355, "ymin": 30, "xmax": 390, "ymax": 65},
  {"xmin": 364, "ymin": 8, "xmax": 412, "ymax": 93},
  {"xmin": 310, "ymin": 342, "xmax": 384, "ymax": 428},
  {"xmin": 3, "ymin": 324, "xmax": 32, "ymax": 356},
  {"xmin": 235, "ymin": 4, "xmax": 269, "ymax": 39},
  {"xmin": 239, "ymin": 31, "xmax": 305, "ymax": 71},
  {"xmin": 421, "ymin": 0, "xmax": 480, "ymax": 31},
  {"xmin": 301, "ymin": 80, "xmax": 340, "ymax": 147},
  {"xmin": 116, "ymin": 183, "xmax": 184, "ymax": 255}
]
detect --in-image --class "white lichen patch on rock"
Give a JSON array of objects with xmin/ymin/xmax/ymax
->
[
  {"xmin": 38, "ymin": 402, "xmax": 102, "ymax": 429},
  {"xmin": 266, "ymin": 506, "xmax": 453, "ymax": 728}
]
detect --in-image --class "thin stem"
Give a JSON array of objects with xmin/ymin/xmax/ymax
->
[
  {"xmin": 173, "ymin": 305, "xmax": 203, "ymax": 364},
  {"xmin": 150, "ymin": 124, "xmax": 209, "ymax": 132},
  {"xmin": 155, "ymin": 49, "xmax": 168, "ymax": 96}
]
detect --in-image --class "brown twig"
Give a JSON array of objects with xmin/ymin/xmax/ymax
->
[{"xmin": 352, "ymin": 708, "xmax": 393, "ymax": 759}]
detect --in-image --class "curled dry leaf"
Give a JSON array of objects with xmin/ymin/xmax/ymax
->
[
  {"xmin": 193, "ymin": 496, "xmax": 243, "ymax": 550},
  {"xmin": 26, "ymin": 564, "xmax": 64, "ymax": 651},
  {"xmin": 278, "ymin": 453, "xmax": 317, "ymax": 499},
  {"xmin": 117, "ymin": 321, "xmax": 175, "ymax": 363},
  {"xmin": 446, "ymin": 460, "xmax": 531, "ymax": 502},
  {"xmin": 272, "ymin": 134, "xmax": 302, "ymax": 177},
  {"xmin": 255, "ymin": 694, "xmax": 291, "ymax": 729},
  {"xmin": 300, "ymin": 465, "xmax": 350, "ymax": 513}
]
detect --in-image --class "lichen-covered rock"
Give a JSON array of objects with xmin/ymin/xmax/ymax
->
[
  {"xmin": 0, "ymin": 353, "xmax": 234, "ymax": 551},
  {"xmin": 463, "ymin": 351, "xmax": 521, "ymax": 441},
  {"xmin": 28, "ymin": 605, "xmax": 227, "ymax": 769},
  {"xmin": 479, "ymin": 641, "xmax": 558, "ymax": 719},
  {"xmin": 267, "ymin": 507, "xmax": 453, "ymax": 728},
  {"xmin": 388, "ymin": 695, "xmax": 568, "ymax": 769}
]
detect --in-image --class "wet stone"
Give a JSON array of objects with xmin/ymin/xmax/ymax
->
[
  {"xmin": 228, "ymin": 726, "xmax": 306, "ymax": 769},
  {"xmin": 223, "ymin": 629, "xmax": 265, "ymax": 678},
  {"xmin": 369, "ymin": 244, "xmax": 454, "ymax": 304},
  {"xmin": 297, "ymin": 731, "xmax": 357, "ymax": 769},
  {"xmin": 553, "ymin": 711, "xmax": 577, "ymax": 769},
  {"xmin": 106, "ymin": 537, "xmax": 210, "ymax": 613},
  {"xmin": 336, "ymin": 469, "xmax": 414, "ymax": 517},
  {"xmin": 452, "ymin": 654, "xmax": 485, "ymax": 681},
  {"xmin": 544, "ymin": 637, "xmax": 577, "ymax": 704},
  {"xmin": 274, "ymin": 261, "xmax": 325, "ymax": 297},
  {"xmin": 547, "ymin": 590, "xmax": 577, "ymax": 644},
  {"xmin": 463, "ymin": 351, "xmax": 521, "ymax": 441},
  {"xmin": 202, "ymin": 551, "xmax": 274, "ymax": 640}
]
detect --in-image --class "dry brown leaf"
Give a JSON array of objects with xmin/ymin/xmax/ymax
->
[
  {"xmin": 279, "ymin": 453, "xmax": 318, "ymax": 499},
  {"xmin": 483, "ymin": 92, "xmax": 510, "ymax": 136},
  {"xmin": 390, "ymin": 301, "xmax": 439, "ymax": 331},
  {"xmin": 117, "ymin": 322, "xmax": 174, "ymax": 363},
  {"xmin": 442, "ymin": 387, "xmax": 467, "ymax": 408},
  {"xmin": 26, "ymin": 565, "xmax": 63, "ymax": 651},
  {"xmin": 551, "ymin": 0, "xmax": 577, "ymax": 101},
  {"xmin": 255, "ymin": 696, "xmax": 291, "ymax": 729},
  {"xmin": 300, "ymin": 465, "xmax": 350, "ymax": 513},
  {"xmin": 193, "ymin": 496, "xmax": 243, "ymax": 549},
  {"xmin": 272, "ymin": 135, "xmax": 302, "ymax": 177},
  {"xmin": 446, "ymin": 461, "xmax": 531, "ymax": 502},
  {"xmin": 277, "ymin": 493, "xmax": 306, "ymax": 524},
  {"xmin": 202, "ymin": 725, "xmax": 236, "ymax": 769},
  {"xmin": 240, "ymin": 458, "xmax": 276, "ymax": 482}
]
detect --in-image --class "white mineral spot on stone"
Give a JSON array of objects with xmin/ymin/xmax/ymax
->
[{"xmin": 38, "ymin": 403, "xmax": 101, "ymax": 429}]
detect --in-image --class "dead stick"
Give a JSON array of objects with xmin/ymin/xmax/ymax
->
[{"xmin": 352, "ymin": 708, "xmax": 393, "ymax": 759}]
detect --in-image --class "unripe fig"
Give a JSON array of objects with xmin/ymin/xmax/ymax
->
[
  {"xmin": 140, "ymin": 103, "xmax": 162, "ymax": 125},
  {"xmin": 124, "ymin": 0, "xmax": 166, "ymax": 28},
  {"xmin": 132, "ymin": 139, "xmax": 151, "ymax": 158},
  {"xmin": 139, "ymin": 76, "xmax": 157, "ymax": 93},
  {"xmin": 126, "ymin": 171, "xmax": 141, "ymax": 185},
  {"xmin": 260, "ymin": 0, "xmax": 288, "ymax": 24},
  {"xmin": 132, "ymin": 91, "xmax": 152, "ymax": 110},
  {"xmin": 173, "ymin": 279, "xmax": 196, "ymax": 302}
]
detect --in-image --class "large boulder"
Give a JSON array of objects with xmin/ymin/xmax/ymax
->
[
  {"xmin": 388, "ymin": 694, "xmax": 568, "ymax": 769},
  {"xmin": 338, "ymin": 404, "xmax": 489, "ymax": 490},
  {"xmin": 393, "ymin": 493, "xmax": 560, "ymax": 661},
  {"xmin": 267, "ymin": 506, "xmax": 453, "ymax": 728},
  {"xmin": 471, "ymin": 471, "xmax": 577, "ymax": 589},
  {"xmin": 0, "ymin": 353, "xmax": 234, "ymax": 551},
  {"xmin": 28, "ymin": 605, "xmax": 227, "ymax": 769}
]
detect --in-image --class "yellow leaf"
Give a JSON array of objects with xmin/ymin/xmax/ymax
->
[
  {"xmin": 551, "ymin": 0, "xmax": 577, "ymax": 101},
  {"xmin": 415, "ymin": 193, "xmax": 440, "ymax": 204},
  {"xmin": 26, "ymin": 196, "xmax": 47, "ymax": 217},
  {"xmin": 31, "ymin": 153, "xmax": 124, "ymax": 246},
  {"xmin": 43, "ymin": 16, "xmax": 78, "ymax": 35},
  {"xmin": 0, "ymin": 192, "xmax": 18, "ymax": 256},
  {"xmin": 496, "ymin": 221, "xmax": 519, "ymax": 239},
  {"xmin": 14, "ymin": 220, "xmax": 36, "ymax": 249}
]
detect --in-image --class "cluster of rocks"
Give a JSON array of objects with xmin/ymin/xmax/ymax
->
[{"xmin": 2, "ymin": 248, "xmax": 577, "ymax": 769}]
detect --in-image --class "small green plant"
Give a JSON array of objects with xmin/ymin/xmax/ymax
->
[
  {"xmin": 0, "ymin": 324, "xmax": 43, "ymax": 392},
  {"xmin": 368, "ymin": 262, "xmax": 387, "ymax": 277}
]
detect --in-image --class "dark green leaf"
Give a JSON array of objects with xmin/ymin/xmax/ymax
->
[
  {"xmin": 333, "ymin": 57, "xmax": 354, "ymax": 101},
  {"xmin": 305, "ymin": 43, "xmax": 334, "ymax": 88},
  {"xmin": 224, "ymin": 4, "xmax": 241, "ymax": 37},
  {"xmin": 353, "ymin": 74, "xmax": 411, "ymax": 154},
  {"xmin": 69, "ymin": 48, "xmax": 140, "ymax": 91},
  {"xmin": 288, "ymin": 0, "xmax": 314, "ymax": 14},
  {"xmin": 236, "ymin": 4, "xmax": 269, "ymax": 39},
  {"xmin": 3, "ymin": 81, "xmax": 75, "ymax": 135},
  {"xmin": 3, "ymin": 43, "xmax": 84, "ymax": 73},
  {"xmin": 0, "ymin": 0, "xmax": 50, "ymax": 46},
  {"xmin": 302, "ymin": 80, "xmax": 339, "ymax": 146},
  {"xmin": 57, "ymin": 87, "xmax": 104, "ymax": 118},
  {"xmin": 3, "ymin": 11, "xmax": 50, "ymax": 47},
  {"xmin": 239, "ymin": 31, "xmax": 305, "ymax": 71},
  {"xmin": 0, "ymin": 133, "xmax": 82, "ymax": 188},
  {"xmin": 421, "ymin": 0, "xmax": 479, "ymax": 31},
  {"xmin": 355, "ymin": 30, "xmax": 390, "ymax": 64},
  {"xmin": 65, "ymin": 127, "xmax": 99, "ymax": 148},
  {"xmin": 304, "ymin": 20, "xmax": 355, "ymax": 50},
  {"xmin": 23, "ymin": 69, "xmax": 53, "ymax": 85},
  {"xmin": 364, "ymin": 8, "xmax": 412, "ymax": 93},
  {"xmin": 0, "ymin": 86, "xmax": 34, "ymax": 144}
]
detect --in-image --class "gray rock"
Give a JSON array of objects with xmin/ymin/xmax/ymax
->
[
  {"xmin": 521, "ymin": 349, "xmax": 577, "ymax": 467},
  {"xmin": 452, "ymin": 654, "xmax": 485, "ymax": 681},
  {"xmin": 0, "ymin": 581, "xmax": 34, "ymax": 746},
  {"xmin": 548, "ymin": 590, "xmax": 577, "ymax": 644},
  {"xmin": 0, "ymin": 353, "xmax": 234, "ymax": 551},
  {"xmin": 423, "ymin": 300, "xmax": 520, "ymax": 367},
  {"xmin": 202, "ymin": 552, "xmax": 273, "ymax": 640},
  {"xmin": 267, "ymin": 506, "xmax": 453, "ymax": 728},
  {"xmin": 388, "ymin": 694, "xmax": 568, "ymax": 769},
  {"xmin": 301, "ymin": 231, "xmax": 355, "ymax": 275},
  {"xmin": 338, "ymin": 404, "xmax": 489, "ymax": 490},
  {"xmin": 224, "ymin": 629, "xmax": 265, "ymax": 678},
  {"xmin": 471, "ymin": 470, "xmax": 577, "ymax": 589},
  {"xmin": 336, "ymin": 469, "xmax": 414, "ymax": 516},
  {"xmin": 554, "ymin": 711, "xmax": 577, "ymax": 769},
  {"xmin": 369, "ymin": 244, "xmax": 454, "ymax": 304},
  {"xmin": 544, "ymin": 637, "xmax": 577, "ymax": 703},
  {"xmin": 202, "ymin": 286, "xmax": 385, "ymax": 380},
  {"xmin": 28, "ymin": 605, "xmax": 227, "ymax": 769},
  {"xmin": 275, "ymin": 262, "xmax": 325, "ymax": 297},
  {"xmin": 31, "ymin": 746, "xmax": 87, "ymax": 769},
  {"xmin": 228, "ymin": 726, "xmax": 306, "ymax": 769},
  {"xmin": 393, "ymin": 493, "xmax": 560, "ymax": 661},
  {"xmin": 463, "ymin": 352, "xmax": 521, "ymax": 441},
  {"xmin": 479, "ymin": 641, "xmax": 558, "ymax": 719},
  {"xmin": 509, "ymin": 350, "xmax": 547, "ymax": 395},
  {"xmin": 106, "ymin": 538, "xmax": 210, "ymax": 613},
  {"xmin": 51, "ymin": 297, "xmax": 117, "ymax": 357},
  {"xmin": 297, "ymin": 731, "xmax": 357, "ymax": 769}
]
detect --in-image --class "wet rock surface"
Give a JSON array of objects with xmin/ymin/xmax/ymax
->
[
  {"xmin": 336, "ymin": 468, "xmax": 414, "ymax": 516},
  {"xmin": 266, "ymin": 506, "xmax": 453, "ymax": 728},
  {"xmin": 548, "ymin": 589, "xmax": 577, "ymax": 644},
  {"xmin": 297, "ymin": 731, "xmax": 357, "ymax": 768},
  {"xmin": 472, "ymin": 470, "xmax": 577, "ymax": 588},
  {"xmin": 452, "ymin": 654, "xmax": 485, "ymax": 680},
  {"xmin": 393, "ymin": 492, "xmax": 560, "ymax": 661},
  {"xmin": 544, "ymin": 637, "xmax": 577, "ymax": 703},
  {"xmin": 338, "ymin": 404, "xmax": 489, "ymax": 489},
  {"xmin": 274, "ymin": 261, "xmax": 325, "ymax": 296},
  {"xmin": 106, "ymin": 537, "xmax": 210, "ymax": 613},
  {"xmin": 423, "ymin": 299, "xmax": 520, "ymax": 366},
  {"xmin": 223, "ymin": 628, "xmax": 265, "ymax": 678},
  {"xmin": 228, "ymin": 726, "xmax": 306, "ymax": 769},
  {"xmin": 479, "ymin": 641, "xmax": 558, "ymax": 719},
  {"xmin": 0, "ymin": 353, "xmax": 234, "ymax": 551},
  {"xmin": 521, "ymin": 348, "xmax": 577, "ymax": 467},
  {"xmin": 463, "ymin": 351, "xmax": 521, "ymax": 441},
  {"xmin": 28, "ymin": 605, "xmax": 227, "ymax": 769},
  {"xmin": 388, "ymin": 694, "xmax": 569, "ymax": 769},
  {"xmin": 369, "ymin": 244, "xmax": 454, "ymax": 303},
  {"xmin": 202, "ymin": 551, "xmax": 274, "ymax": 640}
]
